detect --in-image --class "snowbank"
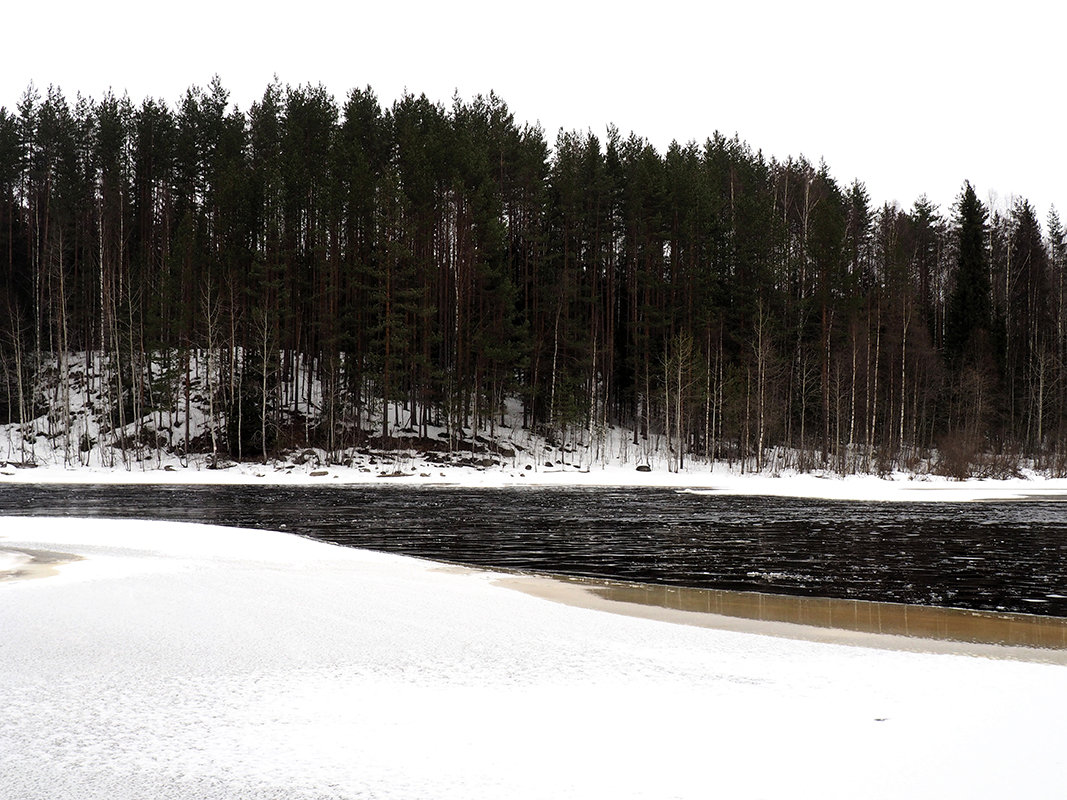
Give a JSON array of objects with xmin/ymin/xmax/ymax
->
[
  {"xmin": 5, "ymin": 454, "xmax": 1067, "ymax": 501},
  {"xmin": 1, "ymin": 517, "xmax": 1064, "ymax": 799}
]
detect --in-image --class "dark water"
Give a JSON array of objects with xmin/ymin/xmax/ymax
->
[{"xmin": 2, "ymin": 484, "xmax": 1066, "ymax": 617}]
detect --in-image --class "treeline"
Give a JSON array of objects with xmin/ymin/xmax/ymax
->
[{"xmin": 1, "ymin": 79, "xmax": 1065, "ymax": 474}]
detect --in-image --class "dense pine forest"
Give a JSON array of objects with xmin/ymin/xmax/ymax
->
[{"xmin": 2, "ymin": 79, "xmax": 1065, "ymax": 476}]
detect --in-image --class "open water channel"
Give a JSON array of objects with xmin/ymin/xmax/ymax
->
[{"xmin": 1, "ymin": 484, "xmax": 1066, "ymax": 618}]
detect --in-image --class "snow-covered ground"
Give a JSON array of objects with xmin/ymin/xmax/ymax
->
[
  {"xmin": 2, "ymin": 517, "xmax": 1065, "ymax": 799},
  {"xmin": 6, "ymin": 453, "xmax": 1067, "ymax": 501},
  {"xmin": 8, "ymin": 350, "xmax": 1067, "ymax": 500}
]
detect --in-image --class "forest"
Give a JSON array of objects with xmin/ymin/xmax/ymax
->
[{"xmin": 1, "ymin": 78, "xmax": 1065, "ymax": 476}]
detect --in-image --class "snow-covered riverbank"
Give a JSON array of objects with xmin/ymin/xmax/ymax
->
[
  {"xmin": 5, "ymin": 454, "xmax": 1067, "ymax": 501},
  {"xmin": 1, "ymin": 517, "xmax": 1065, "ymax": 799},
  {"xmin": 7, "ymin": 357, "xmax": 1067, "ymax": 501}
]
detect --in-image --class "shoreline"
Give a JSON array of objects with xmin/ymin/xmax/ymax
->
[
  {"xmin": 4, "ymin": 507, "xmax": 1067, "ymax": 657},
  {"xmin": 5, "ymin": 497, "xmax": 1067, "ymax": 663},
  {"xmin": 497, "ymin": 572, "xmax": 1067, "ymax": 664},
  {"xmin": 9, "ymin": 530, "xmax": 1065, "ymax": 662},
  {"xmin": 6, "ymin": 459, "xmax": 1067, "ymax": 502}
]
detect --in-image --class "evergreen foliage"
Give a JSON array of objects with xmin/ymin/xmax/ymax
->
[
  {"xmin": 945, "ymin": 182, "xmax": 990, "ymax": 367},
  {"xmin": 1, "ymin": 80, "xmax": 1065, "ymax": 474}
]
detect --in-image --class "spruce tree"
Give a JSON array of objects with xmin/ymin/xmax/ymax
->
[{"xmin": 944, "ymin": 182, "xmax": 990, "ymax": 366}]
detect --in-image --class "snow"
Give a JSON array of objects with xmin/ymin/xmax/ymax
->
[
  {"xmin": 0, "ymin": 548, "xmax": 31, "ymax": 575},
  {"xmin": 5, "ymin": 454, "xmax": 1067, "ymax": 502},
  {"xmin": 9, "ymin": 350, "xmax": 1067, "ymax": 501},
  {"xmin": 1, "ymin": 516, "xmax": 1065, "ymax": 799}
]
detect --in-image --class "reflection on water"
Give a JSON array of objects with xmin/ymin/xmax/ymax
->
[
  {"xmin": 574, "ymin": 578, "xmax": 1067, "ymax": 649},
  {"xmin": 2, "ymin": 484, "xmax": 1066, "ymax": 618}
]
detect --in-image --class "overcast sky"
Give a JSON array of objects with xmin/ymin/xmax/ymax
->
[{"xmin": 6, "ymin": 0, "xmax": 1063, "ymax": 224}]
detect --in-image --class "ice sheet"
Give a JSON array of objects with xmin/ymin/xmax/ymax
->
[{"xmin": 1, "ymin": 516, "xmax": 1064, "ymax": 799}]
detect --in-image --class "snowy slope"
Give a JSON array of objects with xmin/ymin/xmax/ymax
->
[
  {"xmin": 8, "ymin": 352, "xmax": 1067, "ymax": 499},
  {"xmin": 1, "ymin": 517, "xmax": 1064, "ymax": 799}
]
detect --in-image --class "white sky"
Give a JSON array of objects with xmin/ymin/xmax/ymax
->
[{"xmin": 6, "ymin": 0, "xmax": 1064, "ymax": 223}]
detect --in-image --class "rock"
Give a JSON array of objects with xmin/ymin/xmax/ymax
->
[{"xmin": 636, "ymin": 464, "xmax": 652, "ymax": 472}]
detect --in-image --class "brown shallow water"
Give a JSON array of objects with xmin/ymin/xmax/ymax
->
[{"xmin": 499, "ymin": 573, "xmax": 1067, "ymax": 663}]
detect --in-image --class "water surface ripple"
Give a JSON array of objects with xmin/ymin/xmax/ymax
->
[{"xmin": 2, "ymin": 484, "xmax": 1066, "ymax": 617}]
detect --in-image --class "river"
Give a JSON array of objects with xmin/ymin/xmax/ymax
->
[{"xmin": 1, "ymin": 484, "xmax": 1065, "ymax": 617}]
